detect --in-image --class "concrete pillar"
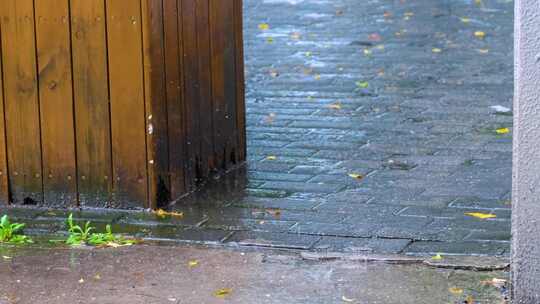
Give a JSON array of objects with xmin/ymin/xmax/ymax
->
[{"xmin": 513, "ymin": 0, "xmax": 540, "ymax": 302}]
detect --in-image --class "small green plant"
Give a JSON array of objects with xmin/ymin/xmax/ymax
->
[
  {"xmin": 0, "ymin": 215, "xmax": 33, "ymax": 244},
  {"xmin": 66, "ymin": 213, "xmax": 94, "ymax": 246},
  {"xmin": 65, "ymin": 214, "xmax": 136, "ymax": 247}
]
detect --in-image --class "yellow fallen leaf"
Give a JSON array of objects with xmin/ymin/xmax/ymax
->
[
  {"xmin": 465, "ymin": 212, "xmax": 496, "ymax": 219},
  {"xmin": 290, "ymin": 32, "xmax": 301, "ymax": 40},
  {"xmin": 460, "ymin": 17, "xmax": 470, "ymax": 24},
  {"xmin": 342, "ymin": 295, "xmax": 355, "ymax": 302},
  {"xmin": 266, "ymin": 155, "xmax": 277, "ymax": 160},
  {"xmin": 266, "ymin": 208, "xmax": 282, "ymax": 217},
  {"xmin": 466, "ymin": 295, "xmax": 474, "ymax": 304},
  {"xmin": 477, "ymin": 48, "xmax": 489, "ymax": 54},
  {"xmin": 404, "ymin": 12, "xmax": 414, "ymax": 17},
  {"xmin": 348, "ymin": 173, "xmax": 364, "ymax": 180},
  {"xmin": 432, "ymin": 48, "xmax": 442, "ymax": 53},
  {"xmin": 474, "ymin": 31, "xmax": 486, "ymax": 38},
  {"xmin": 305, "ymin": 51, "xmax": 312, "ymax": 57},
  {"xmin": 94, "ymin": 273, "xmax": 101, "ymax": 280},
  {"xmin": 79, "ymin": 278, "xmax": 85, "ymax": 284},
  {"xmin": 481, "ymin": 278, "xmax": 507, "ymax": 288},
  {"xmin": 449, "ymin": 287, "xmax": 464, "ymax": 295},
  {"xmin": 154, "ymin": 209, "xmax": 184, "ymax": 218},
  {"xmin": 496, "ymin": 128, "xmax": 510, "ymax": 134},
  {"xmin": 314, "ymin": 74, "xmax": 321, "ymax": 80},
  {"xmin": 302, "ymin": 67, "xmax": 313, "ymax": 75},
  {"xmin": 269, "ymin": 69, "xmax": 279, "ymax": 78},
  {"xmin": 431, "ymin": 253, "xmax": 443, "ymax": 261},
  {"xmin": 214, "ymin": 288, "xmax": 232, "ymax": 298},
  {"xmin": 328, "ymin": 103, "xmax": 342, "ymax": 110},
  {"xmin": 188, "ymin": 260, "xmax": 199, "ymax": 268},
  {"xmin": 2, "ymin": 256, "xmax": 11, "ymax": 260},
  {"xmin": 356, "ymin": 81, "xmax": 369, "ymax": 89},
  {"xmin": 266, "ymin": 37, "xmax": 274, "ymax": 43},
  {"xmin": 258, "ymin": 23, "xmax": 269, "ymax": 31},
  {"xmin": 376, "ymin": 44, "xmax": 385, "ymax": 50},
  {"xmin": 363, "ymin": 49, "xmax": 372, "ymax": 56}
]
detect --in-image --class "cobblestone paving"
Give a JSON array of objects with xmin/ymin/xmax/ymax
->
[{"xmin": 2, "ymin": 0, "xmax": 514, "ymax": 256}]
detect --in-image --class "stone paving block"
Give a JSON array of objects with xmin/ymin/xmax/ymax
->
[
  {"xmin": 203, "ymin": 218, "xmax": 297, "ymax": 233},
  {"xmin": 0, "ymin": 207, "xmax": 46, "ymax": 220},
  {"xmin": 247, "ymin": 161, "xmax": 296, "ymax": 173},
  {"xmin": 144, "ymin": 227, "xmax": 231, "ymax": 245},
  {"xmin": 308, "ymin": 173, "xmax": 373, "ymax": 186},
  {"xmin": 466, "ymin": 230, "xmax": 512, "ymax": 242},
  {"xmin": 289, "ymin": 165, "xmax": 329, "ymax": 175},
  {"xmin": 116, "ymin": 210, "xmax": 205, "ymax": 228},
  {"xmin": 313, "ymin": 236, "xmax": 412, "ymax": 254},
  {"xmin": 427, "ymin": 218, "xmax": 511, "ymax": 236},
  {"xmin": 248, "ymin": 147, "xmax": 317, "ymax": 158},
  {"xmin": 247, "ymin": 171, "xmax": 313, "ymax": 183},
  {"xmin": 398, "ymin": 206, "xmax": 510, "ymax": 220},
  {"xmin": 369, "ymin": 217, "xmax": 436, "ymax": 240},
  {"xmin": 226, "ymin": 231, "xmax": 321, "ymax": 250},
  {"xmin": 34, "ymin": 209, "xmax": 127, "ymax": 223},
  {"xmin": 233, "ymin": 197, "xmax": 320, "ymax": 211},
  {"xmin": 260, "ymin": 181, "xmax": 346, "ymax": 194},
  {"xmin": 290, "ymin": 222, "xmax": 372, "ymax": 238},
  {"xmin": 245, "ymin": 188, "xmax": 291, "ymax": 199},
  {"xmin": 404, "ymin": 241, "xmax": 509, "ymax": 256},
  {"xmin": 449, "ymin": 197, "xmax": 512, "ymax": 210},
  {"xmin": 248, "ymin": 209, "xmax": 348, "ymax": 224}
]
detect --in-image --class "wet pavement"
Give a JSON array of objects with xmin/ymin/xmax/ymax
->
[
  {"xmin": 0, "ymin": 244, "xmax": 509, "ymax": 304},
  {"xmin": 1, "ymin": 0, "xmax": 513, "ymax": 256}
]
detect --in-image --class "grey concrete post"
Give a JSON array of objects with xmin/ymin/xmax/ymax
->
[{"xmin": 513, "ymin": 0, "xmax": 540, "ymax": 302}]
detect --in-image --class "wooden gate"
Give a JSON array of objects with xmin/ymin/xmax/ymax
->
[{"xmin": 0, "ymin": 0, "xmax": 245, "ymax": 209}]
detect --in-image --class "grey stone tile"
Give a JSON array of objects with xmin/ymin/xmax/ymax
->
[
  {"xmin": 313, "ymin": 237, "xmax": 411, "ymax": 254},
  {"xmin": 226, "ymin": 231, "xmax": 321, "ymax": 250},
  {"xmin": 404, "ymin": 241, "xmax": 509, "ymax": 256}
]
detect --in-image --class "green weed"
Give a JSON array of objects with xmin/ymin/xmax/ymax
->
[
  {"xmin": 65, "ymin": 214, "xmax": 136, "ymax": 247},
  {"xmin": 0, "ymin": 215, "xmax": 33, "ymax": 244}
]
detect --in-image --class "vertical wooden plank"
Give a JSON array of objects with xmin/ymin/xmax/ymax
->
[
  {"xmin": 70, "ymin": 0, "xmax": 112, "ymax": 207},
  {"xmin": 210, "ymin": 0, "xmax": 238, "ymax": 170},
  {"xmin": 180, "ymin": 0, "xmax": 200, "ymax": 191},
  {"xmin": 164, "ymin": 0, "xmax": 186, "ymax": 198},
  {"xmin": 195, "ymin": 0, "xmax": 214, "ymax": 178},
  {"xmin": 0, "ymin": 0, "xmax": 43, "ymax": 205},
  {"xmin": 0, "ymin": 22, "xmax": 9, "ymax": 205},
  {"xmin": 141, "ymin": 0, "xmax": 170, "ymax": 208},
  {"xmin": 233, "ymin": 0, "xmax": 246, "ymax": 163},
  {"xmin": 35, "ymin": 0, "xmax": 77, "ymax": 207},
  {"xmin": 106, "ymin": 0, "xmax": 148, "ymax": 208}
]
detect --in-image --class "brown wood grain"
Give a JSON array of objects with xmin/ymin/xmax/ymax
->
[
  {"xmin": 142, "ymin": 0, "xmax": 169, "ymax": 209},
  {"xmin": 210, "ymin": 0, "xmax": 238, "ymax": 169},
  {"xmin": 195, "ymin": 0, "xmax": 214, "ymax": 178},
  {"xmin": 179, "ymin": 0, "xmax": 200, "ymax": 191},
  {"xmin": 0, "ymin": 22, "xmax": 9, "ymax": 205},
  {"xmin": 106, "ymin": 0, "xmax": 148, "ymax": 208},
  {"xmin": 71, "ymin": 0, "xmax": 112, "ymax": 207},
  {"xmin": 35, "ymin": 0, "xmax": 78, "ymax": 207},
  {"xmin": 164, "ymin": 0, "xmax": 186, "ymax": 198},
  {"xmin": 0, "ymin": 0, "xmax": 43, "ymax": 205},
  {"xmin": 233, "ymin": 0, "xmax": 247, "ymax": 163}
]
